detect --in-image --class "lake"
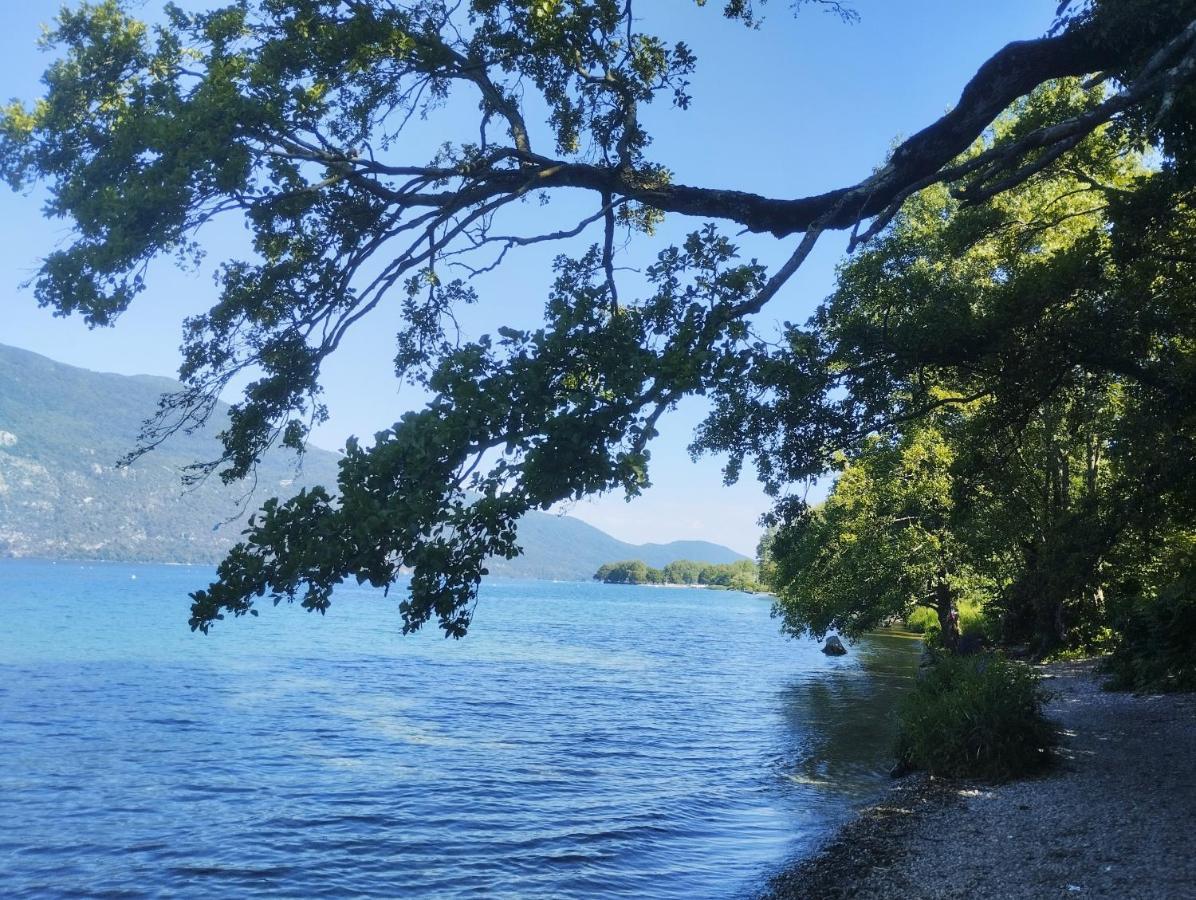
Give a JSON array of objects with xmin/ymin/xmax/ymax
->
[{"xmin": 0, "ymin": 559, "xmax": 919, "ymax": 898}]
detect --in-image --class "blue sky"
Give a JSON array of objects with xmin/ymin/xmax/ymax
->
[{"xmin": 1, "ymin": 1, "xmax": 1058, "ymax": 555}]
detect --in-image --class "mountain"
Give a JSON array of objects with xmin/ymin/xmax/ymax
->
[
  {"xmin": 0, "ymin": 343, "xmax": 746, "ymax": 578},
  {"xmin": 0, "ymin": 342, "xmax": 341, "ymax": 564},
  {"xmin": 483, "ymin": 514, "xmax": 747, "ymax": 581}
]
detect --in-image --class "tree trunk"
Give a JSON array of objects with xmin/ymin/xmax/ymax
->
[
  {"xmin": 935, "ymin": 579, "xmax": 960, "ymax": 653},
  {"xmin": 1033, "ymin": 596, "xmax": 1068, "ymax": 658}
]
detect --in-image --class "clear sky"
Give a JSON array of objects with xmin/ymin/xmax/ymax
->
[{"xmin": 0, "ymin": 1, "xmax": 1059, "ymax": 556}]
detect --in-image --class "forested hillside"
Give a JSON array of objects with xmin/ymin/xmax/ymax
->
[
  {"xmin": 0, "ymin": 344, "xmax": 743, "ymax": 576},
  {"xmin": 0, "ymin": 343, "xmax": 336, "ymax": 563}
]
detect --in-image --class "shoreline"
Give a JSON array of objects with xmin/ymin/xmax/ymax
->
[
  {"xmin": 595, "ymin": 580, "xmax": 772, "ymax": 594},
  {"xmin": 758, "ymin": 659, "xmax": 1196, "ymax": 899}
]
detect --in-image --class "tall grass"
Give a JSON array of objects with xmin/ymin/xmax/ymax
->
[
  {"xmin": 895, "ymin": 653, "xmax": 1056, "ymax": 780},
  {"xmin": 903, "ymin": 599, "xmax": 986, "ymax": 637}
]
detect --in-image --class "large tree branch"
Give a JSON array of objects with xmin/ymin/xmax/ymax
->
[
  {"xmin": 597, "ymin": 26, "xmax": 1126, "ymax": 235},
  {"xmin": 278, "ymin": 22, "xmax": 1175, "ymax": 241}
]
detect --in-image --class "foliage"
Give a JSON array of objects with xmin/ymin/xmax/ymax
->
[
  {"xmin": 755, "ymin": 527, "xmax": 777, "ymax": 589},
  {"xmin": 594, "ymin": 560, "xmax": 660, "ymax": 585},
  {"xmin": 895, "ymin": 654, "xmax": 1056, "ymax": 779},
  {"xmin": 594, "ymin": 558, "xmax": 763, "ymax": 592},
  {"xmin": 735, "ymin": 79, "xmax": 1196, "ymax": 660},
  {"xmin": 4, "ymin": 0, "xmax": 1196, "ymax": 637},
  {"xmin": 902, "ymin": 607, "xmax": 939, "ymax": 635},
  {"xmin": 1103, "ymin": 544, "xmax": 1196, "ymax": 691},
  {"xmin": 663, "ymin": 559, "xmax": 704, "ymax": 585},
  {"xmin": 904, "ymin": 599, "xmax": 986, "ymax": 639},
  {"xmin": 765, "ymin": 416, "xmax": 989, "ymax": 641}
]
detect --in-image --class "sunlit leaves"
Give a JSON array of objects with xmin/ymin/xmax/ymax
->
[
  {"xmin": 767, "ymin": 417, "xmax": 988, "ymax": 641},
  {"xmin": 187, "ymin": 225, "xmax": 767, "ymax": 633},
  {"xmin": 741, "ymin": 78, "xmax": 1196, "ymax": 654}
]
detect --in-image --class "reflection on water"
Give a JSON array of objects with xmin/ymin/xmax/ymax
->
[
  {"xmin": 774, "ymin": 634, "xmax": 921, "ymax": 794},
  {"xmin": 0, "ymin": 560, "xmax": 919, "ymax": 898}
]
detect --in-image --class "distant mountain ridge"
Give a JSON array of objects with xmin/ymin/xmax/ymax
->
[{"xmin": 0, "ymin": 343, "xmax": 746, "ymax": 579}]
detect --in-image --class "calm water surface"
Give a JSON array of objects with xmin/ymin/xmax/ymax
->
[{"xmin": 0, "ymin": 559, "xmax": 919, "ymax": 898}]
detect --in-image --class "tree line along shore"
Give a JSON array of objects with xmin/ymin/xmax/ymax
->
[{"xmin": 593, "ymin": 559, "xmax": 766, "ymax": 593}]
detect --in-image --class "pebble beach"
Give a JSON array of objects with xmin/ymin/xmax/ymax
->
[{"xmin": 761, "ymin": 660, "xmax": 1196, "ymax": 899}]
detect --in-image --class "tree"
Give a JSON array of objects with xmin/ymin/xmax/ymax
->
[
  {"xmin": 767, "ymin": 415, "xmax": 984, "ymax": 643},
  {"xmin": 662, "ymin": 560, "xmax": 702, "ymax": 585},
  {"xmin": 744, "ymin": 79, "xmax": 1196, "ymax": 656},
  {"xmin": 596, "ymin": 558, "xmax": 761, "ymax": 589},
  {"xmin": 4, "ymin": 0, "xmax": 1196, "ymax": 635},
  {"xmin": 594, "ymin": 560, "xmax": 654, "ymax": 584}
]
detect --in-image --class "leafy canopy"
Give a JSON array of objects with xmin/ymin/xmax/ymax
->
[
  {"xmin": 5, "ymin": 0, "xmax": 1196, "ymax": 636},
  {"xmin": 757, "ymin": 78, "xmax": 1196, "ymax": 657}
]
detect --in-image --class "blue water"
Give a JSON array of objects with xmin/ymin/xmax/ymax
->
[{"xmin": 0, "ymin": 559, "xmax": 919, "ymax": 898}]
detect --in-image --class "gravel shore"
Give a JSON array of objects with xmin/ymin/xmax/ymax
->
[{"xmin": 760, "ymin": 659, "xmax": 1196, "ymax": 900}]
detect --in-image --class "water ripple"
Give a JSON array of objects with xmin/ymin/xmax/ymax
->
[{"xmin": 0, "ymin": 560, "xmax": 919, "ymax": 898}]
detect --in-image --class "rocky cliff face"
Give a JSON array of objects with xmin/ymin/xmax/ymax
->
[{"xmin": 0, "ymin": 344, "xmax": 340, "ymax": 563}]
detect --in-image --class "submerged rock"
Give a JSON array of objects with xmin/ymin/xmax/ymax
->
[{"xmin": 822, "ymin": 635, "xmax": 847, "ymax": 656}]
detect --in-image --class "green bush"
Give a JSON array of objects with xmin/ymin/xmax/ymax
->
[
  {"xmin": 895, "ymin": 653, "xmax": 1056, "ymax": 779},
  {"xmin": 1104, "ymin": 580, "xmax": 1196, "ymax": 692}
]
